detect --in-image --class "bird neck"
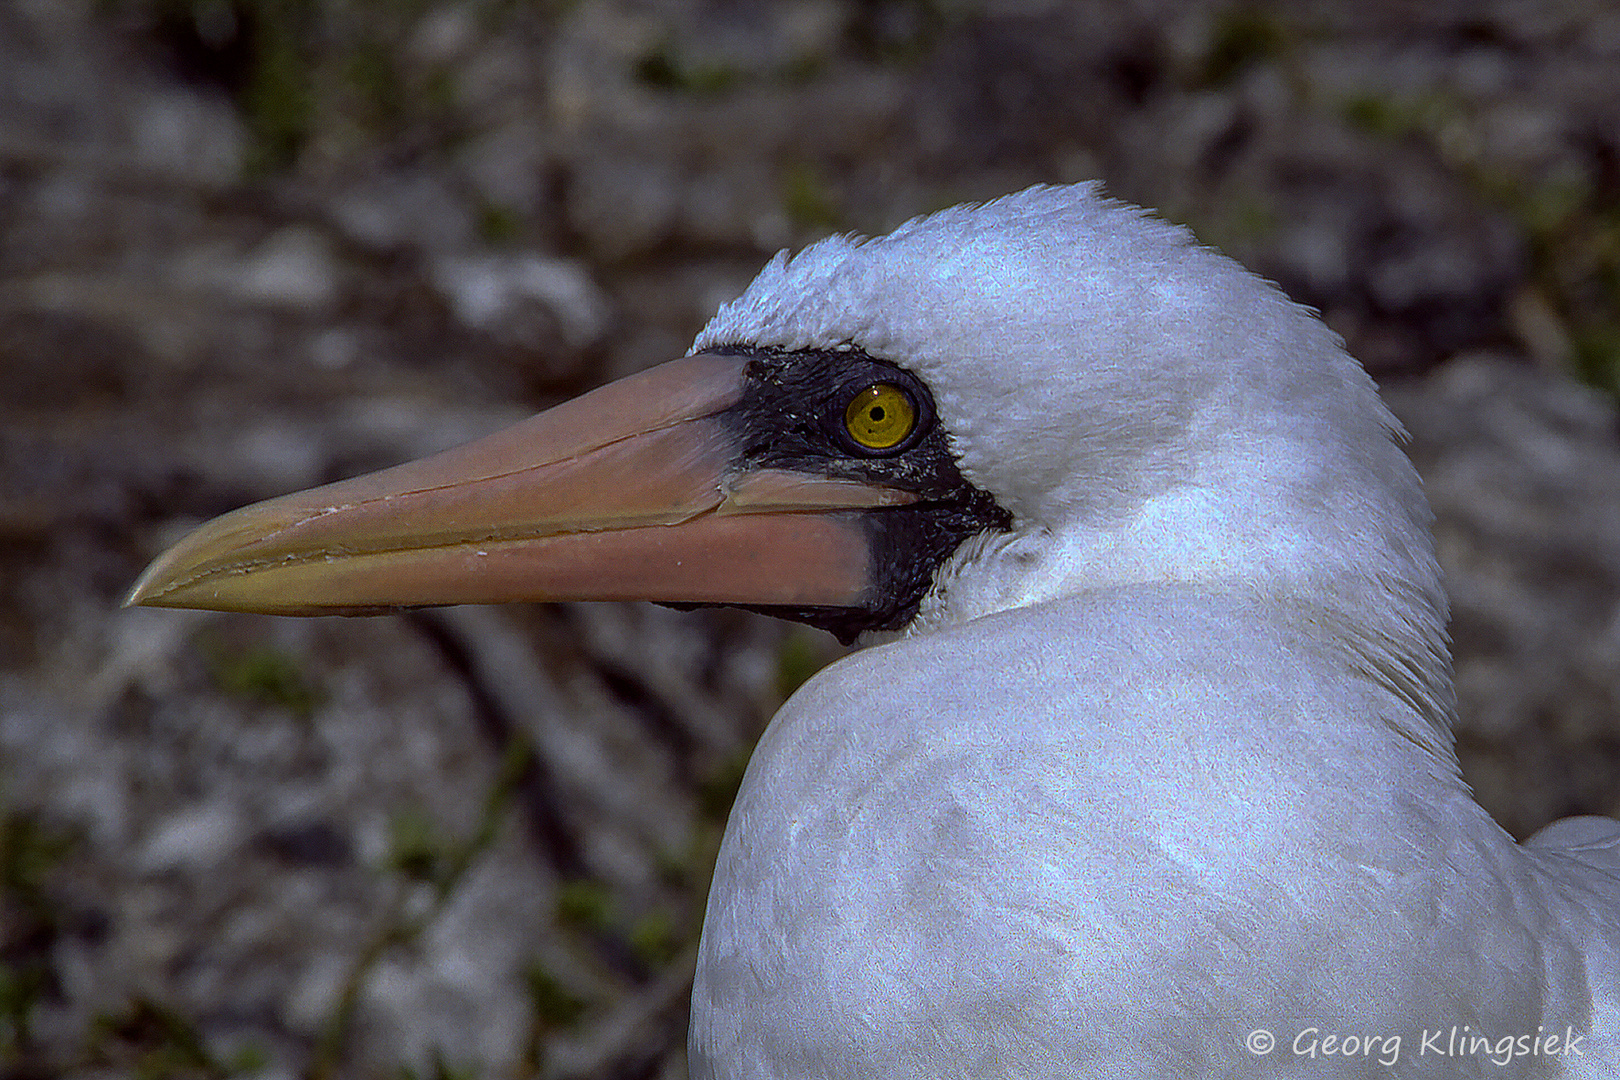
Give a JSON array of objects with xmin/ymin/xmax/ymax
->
[{"xmin": 911, "ymin": 505, "xmax": 1459, "ymax": 765}]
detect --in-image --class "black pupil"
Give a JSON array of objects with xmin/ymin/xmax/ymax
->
[{"xmin": 870, "ymin": 405, "xmax": 886, "ymax": 421}]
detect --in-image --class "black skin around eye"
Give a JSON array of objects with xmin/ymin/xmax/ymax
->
[{"xmin": 682, "ymin": 345, "xmax": 1011, "ymax": 642}]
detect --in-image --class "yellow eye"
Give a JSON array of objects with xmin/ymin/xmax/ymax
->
[{"xmin": 843, "ymin": 383, "xmax": 918, "ymax": 451}]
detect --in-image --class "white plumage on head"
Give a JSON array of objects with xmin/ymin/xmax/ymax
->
[{"xmin": 698, "ymin": 184, "xmax": 1449, "ymax": 733}]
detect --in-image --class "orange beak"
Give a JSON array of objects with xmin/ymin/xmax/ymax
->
[{"xmin": 125, "ymin": 355, "xmax": 915, "ymax": 618}]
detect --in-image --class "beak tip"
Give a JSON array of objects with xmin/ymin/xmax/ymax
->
[
  {"xmin": 125, "ymin": 541, "xmax": 207, "ymax": 610},
  {"xmin": 123, "ymin": 566, "xmax": 155, "ymax": 609},
  {"xmin": 123, "ymin": 570, "xmax": 169, "ymax": 610}
]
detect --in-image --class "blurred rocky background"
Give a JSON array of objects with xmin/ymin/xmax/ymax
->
[{"xmin": 2, "ymin": 0, "xmax": 1618, "ymax": 1077}]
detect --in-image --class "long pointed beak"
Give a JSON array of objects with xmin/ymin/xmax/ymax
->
[{"xmin": 126, "ymin": 355, "xmax": 912, "ymax": 616}]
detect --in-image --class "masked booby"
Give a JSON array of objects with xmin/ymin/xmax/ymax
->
[{"xmin": 128, "ymin": 184, "xmax": 1619, "ymax": 1078}]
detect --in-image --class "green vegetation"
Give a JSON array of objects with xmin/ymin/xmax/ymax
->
[
  {"xmin": 633, "ymin": 41, "xmax": 742, "ymax": 94},
  {"xmin": 630, "ymin": 32, "xmax": 840, "ymax": 94},
  {"xmin": 203, "ymin": 637, "xmax": 325, "ymax": 718},
  {"xmin": 519, "ymin": 961, "xmax": 589, "ymax": 1074},
  {"xmin": 398, "ymin": 1049, "xmax": 483, "ymax": 1080},
  {"xmin": 1512, "ymin": 181, "xmax": 1620, "ymax": 395},
  {"xmin": 387, "ymin": 804, "xmax": 451, "ymax": 883},
  {"xmin": 0, "ymin": 806, "xmax": 75, "ymax": 917},
  {"xmin": 0, "ymin": 966, "xmax": 46, "ymax": 1062},
  {"xmin": 99, "ymin": 0, "xmax": 484, "ymax": 176},
  {"xmin": 313, "ymin": 736, "xmax": 534, "ymax": 1080},
  {"xmin": 695, "ymin": 749, "xmax": 751, "ymax": 824},
  {"xmin": 1198, "ymin": 6, "xmax": 1291, "ymax": 88},
  {"xmin": 522, "ymin": 963, "xmax": 588, "ymax": 1030},
  {"xmin": 239, "ymin": 0, "xmax": 317, "ymax": 175},
  {"xmin": 3, "ymin": 798, "xmax": 273, "ymax": 1076},
  {"xmin": 554, "ymin": 879, "xmax": 614, "ymax": 931},
  {"xmin": 1340, "ymin": 88, "xmax": 1484, "ymax": 148},
  {"xmin": 845, "ymin": 0, "xmax": 951, "ymax": 64},
  {"xmin": 627, "ymin": 911, "xmax": 681, "ymax": 966},
  {"xmin": 775, "ymin": 627, "xmax": 830, "ymax": 701},
  {"xmin": 88, "ymin": 997, "xmax": 236, "ymax": 1080},
  {"xmin": 782, "ymin": 163, "xmax": 844, "ymax": 232},
  {"xmin": 477, "ymin": 200, "xmax": 526, "ymax": 247},
  {"xmin": 0, "ymin": 803, "xmax": 78, "ymax": 1063},
  {"xmin": 1342, "ymin": 89, "xmax": 1620, "ymax": 397}
]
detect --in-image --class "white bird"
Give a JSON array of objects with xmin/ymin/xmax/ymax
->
[{"xmin": 128, "ymin": 184, "xmax": 1619, "ymax": 1078}]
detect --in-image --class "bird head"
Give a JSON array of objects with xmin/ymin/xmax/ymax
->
[{"xmin": 126, "ymin": 185, "xmax": 1443, "ymax": 650}]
